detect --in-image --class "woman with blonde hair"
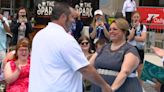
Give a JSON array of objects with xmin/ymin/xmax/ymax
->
[
  {"xmin": 91, "ymin": 18, "xmax": 142, "ymax": 92},
  {"xmin": 128, "ymin": 11, "xmax": 147, "ymax": 78}
]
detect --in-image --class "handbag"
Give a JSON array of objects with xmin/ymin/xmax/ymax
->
[{"xmin": 140, "ymin": 60, "xmax": 164, "ymax": 84}]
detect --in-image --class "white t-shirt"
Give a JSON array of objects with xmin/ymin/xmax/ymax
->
[
  {"xmin": 29, "ymin": 22, "xmax": 89, "ymax": 92},
  {"xmin": 128, "ymin": 24, "xmax": 147, "ymax": 49},
  {"xmin": 122, "ymin": 0, "xmax": 136, "ymax": 17}
]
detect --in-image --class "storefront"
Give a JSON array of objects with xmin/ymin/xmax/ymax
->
[{"xmin": 0, "ymin": 0, "xmax": 34, "ymax": 17}]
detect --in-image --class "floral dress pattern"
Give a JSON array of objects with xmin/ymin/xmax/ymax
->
[{"xmin": 6, "ymin": 59, "xmax": 30, "ymax": 92}]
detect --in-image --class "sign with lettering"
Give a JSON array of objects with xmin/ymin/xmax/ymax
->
[
  {"xmin": 35, "ymin": 0, "xmax": 99, "ymax": 26},
  {"xmin": 37, "ymin": 1, "xmax": 55, "ymax": 16},
  {"xmin": 137, "ymin": 7, "xmax": 164, "ymax": 29},
  {"xmin": 75, "ymin": 2, "xmax": 93, "ymax": 17},
  {"xmin": 73, "ymin": 0, "xmax": 99, "ymax": 25}
]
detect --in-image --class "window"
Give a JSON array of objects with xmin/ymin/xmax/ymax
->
[{"xmin": 139, "ymin": 0, "xmax": 164, "ymax": 7}]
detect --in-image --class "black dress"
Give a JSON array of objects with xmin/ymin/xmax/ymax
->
[{"xmin": 91, "ymin": 43, "xmax": 143, "ymax": 92}]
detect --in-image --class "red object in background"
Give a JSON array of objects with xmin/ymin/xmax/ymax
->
[{"xmin": 137, "ymin": 7, "xmax": 164, "ymax": 30}]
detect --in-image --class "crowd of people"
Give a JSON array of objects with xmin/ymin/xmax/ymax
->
[{"xmin": 0, "ymin": 1, "xmax": 163, "ymax": 92}]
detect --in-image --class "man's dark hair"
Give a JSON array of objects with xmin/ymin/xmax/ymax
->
[{"xmin": 51, "ymin": 2, "xmax": 71, "ymax": 21}]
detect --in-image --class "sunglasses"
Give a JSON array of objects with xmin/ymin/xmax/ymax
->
[{"xmin": 80, "ymin": 42, "xmax": 89, "ymax": 45}]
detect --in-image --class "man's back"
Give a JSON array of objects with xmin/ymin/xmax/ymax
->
[{"xmin": 29, "ymin": 23, "xmax": 89, "ymax": 92}]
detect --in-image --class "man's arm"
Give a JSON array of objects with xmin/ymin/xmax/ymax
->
[
  {"xmin": 0, "ymin": 14, "xmax": 10, "ymax": 32},
  {"xmin": 79, "ymin": 64, "xmax": 113, "ymax": 92}
]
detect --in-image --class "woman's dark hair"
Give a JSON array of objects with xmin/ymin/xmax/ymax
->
[
  {"xmin": 16, "ymin": 6, "xmax": 28, "ymax": 19},
  {"xmin": 78, "ymin": 35, "xmax": 90, "ymax": 44},
  {"xmin": 78, "ymin": 35, "xmax": 94, "ymax": 53},
  {"xmin": 95, "ymin": 39, "xmax": 106, "ymax": 48}
]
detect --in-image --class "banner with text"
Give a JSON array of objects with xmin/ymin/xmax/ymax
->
[
  {"xmin": 137, "ymin": 7, "xmax": 164, "ymax": 29},
  {"xmin": 35, "ymin": 0, "xmax": 99, "ymax": 26}
]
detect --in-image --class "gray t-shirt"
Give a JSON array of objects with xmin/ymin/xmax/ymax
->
[{"xmin": 95, "ymin": 42, "xmax": 140, "ymax": 72}]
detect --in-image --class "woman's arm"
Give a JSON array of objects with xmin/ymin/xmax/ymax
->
[
  {"xmin": 134, "ymin": 31, "xmax": 147, "ymax": 42},
  {"xmin": 4, "ymin": 62, "xmax": 20, "ymax": 84},
  {"xmin": 122, "ymin": 1, "xmax": 127, "ymax": 17},
  {"xmin": 151, "ymin": 46, "xmax": 164, "ymax": 57},
  {"xmin": 111, "ymin": 52, "xmax": 139, "ymax": 91},
  {"xmin": 102, "ymin": 24, "xmax": 110, "ymax": 40},
  {"xmin": 134, "ymin": 25, "xmax": 147, "ymax": 42},
  {"xmin": 134, "ymin": 0, "xmax": 137, "ymax": 11},
  {"xmin": 89, "ymin": 52, "xmax": 98, "ymax": 66},
  {"xmin": 127, "ymin": 28, "xmax": 135, "ymax": 41},
  {"xmin": 90, "ymin": 26, "xmax": 97, "ymax": 39}
]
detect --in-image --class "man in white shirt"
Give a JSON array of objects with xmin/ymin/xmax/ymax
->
[{"xmin": 29, "ymin": 2, "xmax": 112, "ymax": 92}]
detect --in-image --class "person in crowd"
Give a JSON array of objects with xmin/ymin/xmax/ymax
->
[
  {"xmin": 2, "ymin": 49, "xmax": 16, "ymax": 70},
  {"xmin": 4, "ymin": 38, "xmax": 31, "ymax": 92},
  {"xmin": 78, "ymin": 35, "xmax": 94, "ymax": 91},
  {"xmin": 151, "ymin": 46, "xmax": 164, "ymax": 92},
  {"xmin": 68, "ymin": 9, "xmax": 83, "ymax": 41},
  {"xmin": 91, "ymin": 18, "xmax": 142, "ymax": 92},
  {"xmin": 95, "ymin": 39, "xmax": 106, "ymax": 53},
  {"xmin": 122, "ymin": 0, "xmax": 137, "ymax": 24},
  {"xmin": 29, "ymin": 2, "xmax": 112, "ymax": 92},
  {"xmin": 10, "ymin": 6, "xmax": 33, "ymax": 46},
  {"xmin": 128, "ymin": 11, "xmax": 147, "ymax": 78},
  {"xmin": 89, "ymin": 39, "xmax": 106, "ymax": 66},
  {"xmin": 89, "ymin": 9, "xmax": 110, "ymax": 51},
  {"xmin": 0, "ymin": 9, "xmax": 10, "ymax": 81},
  {"xmin": 78, "ymin": 35, "xmax": 94, "ymax": 60}
]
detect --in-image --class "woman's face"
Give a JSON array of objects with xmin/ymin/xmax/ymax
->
[
  {"xmin": 109, "ymin": 23, "xmax": 125, "ymax": 41},
  {"xmin": 80, "ymin": 39, "xmax": 90, "ymax": 51},
  {"xmin": 17, "ymin": 47, "xmax": 29, "ymax": 60},
  {"xmin": 132, "ymin": 13, "xmax": 140, "ymax": 24},
  {"xmin": 18, "ymin": 9, "xmax": 26, "ymax": 18}
]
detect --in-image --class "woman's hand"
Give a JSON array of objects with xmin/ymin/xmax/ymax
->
[
  {"xmin": 151, "ymin": 46, "xmax": 164, "ymax": 57},
  {"xmin": 152, "ymin": 79, "xmax": 161, "ymax": 92}
]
